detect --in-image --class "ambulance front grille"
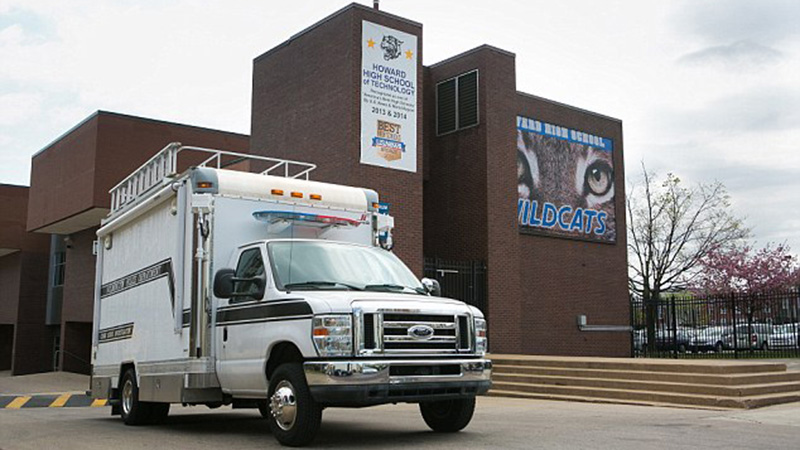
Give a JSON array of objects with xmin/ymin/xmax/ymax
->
[{"xmin": 362, "ymin": 313, "xmax": 472, "ymax": 354}]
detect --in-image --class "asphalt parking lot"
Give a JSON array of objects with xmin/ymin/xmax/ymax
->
[{"xmin": 1, "ymin": 395, "xmax": 800, "ymax": 449}]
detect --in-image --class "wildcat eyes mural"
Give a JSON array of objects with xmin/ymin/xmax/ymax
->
[{"xmin": 516, "ymin": 115, "xmax": 617, "ymax": 243}]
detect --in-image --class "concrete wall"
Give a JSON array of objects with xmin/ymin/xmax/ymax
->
[{"xmin": 250, "ymin": 4, "xmax": 424, "ymax": 274}]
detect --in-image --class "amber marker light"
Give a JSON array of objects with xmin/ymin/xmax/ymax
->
[
  {"xmin": 312, "ymin": 328, "xmax": 329, "ymax": 336},
  {"xmin": 372, "ymin": 202, "xmax": 380, "ymax": 209},
  {"xmin": 291, "ymin": 192, "xmax": 303, "ymax": 198},
  {"xmin": 271, "ymin": 189, "xmax": 284, "ymax": 196},
  {"xmin": 196, "ymin": 181, "xmax": 213, "ymax": 189},
  {"xmin": 310, "ymin": 194, "xmax": 322, "ymax": 201}
]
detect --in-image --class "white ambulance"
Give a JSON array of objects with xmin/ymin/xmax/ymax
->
[{"xmin": 90, "ymin": 144, "xmax": 491, "ymax": 446}]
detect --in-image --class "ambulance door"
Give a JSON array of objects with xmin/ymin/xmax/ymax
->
[{"xmin": 216, "ymin": 244, "xmax": 270, "ymax": 395}]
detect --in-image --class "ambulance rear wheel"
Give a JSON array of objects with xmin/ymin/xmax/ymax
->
[
  {"xmin": 119, "ymin": 369, "xmax": 149, "ymax": 425},
  {"xmin": 267, "ymin": 363, "xmax": 322, "ymax": 447}
]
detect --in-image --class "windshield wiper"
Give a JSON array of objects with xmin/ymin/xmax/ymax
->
[
  {"xmin": 363, "ymin": 284, "xmax": 426, "ymax": 295},
  {"xmin": 284, "ymin": 281, "xmax": 363, "ymax": 291}
]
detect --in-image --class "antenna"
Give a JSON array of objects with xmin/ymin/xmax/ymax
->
[{"xmin": 373, "ymin": 0, "xmax": 379, "ymax": 10}]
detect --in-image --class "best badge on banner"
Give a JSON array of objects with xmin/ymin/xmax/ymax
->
[{"xmin": 360, "ymin": 21, "xmax": 417, "ymax": 172}]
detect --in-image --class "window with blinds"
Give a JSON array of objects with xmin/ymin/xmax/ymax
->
[{"xmin": 436, "ymin": 70, "xmax": 479, "ymax": 135}]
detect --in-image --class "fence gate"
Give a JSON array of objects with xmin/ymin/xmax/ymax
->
[{"xmin": 423, "ymin": 257, "xmax": 488, "ymax": 317}]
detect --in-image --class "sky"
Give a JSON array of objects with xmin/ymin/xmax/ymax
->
[{"xmin": 1, "ymin": 0, "xmax": 798, "ymax": 252}]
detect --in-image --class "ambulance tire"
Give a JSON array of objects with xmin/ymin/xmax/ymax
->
[
  {"xmin": 419, "ymin": 397, "xmax": 476, "ymax": 433},
  {"xmin": 266, "ymin": 363, "xmax": 322, "ymax": 447},
  {"xmin": 119, "ymin": 369, "xmax": 150, "ymax": 426}
]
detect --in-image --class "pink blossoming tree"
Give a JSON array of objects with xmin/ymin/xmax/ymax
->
[{"xmin": 692, "ymin": 243, "xmax": 800, "ymax": 295}]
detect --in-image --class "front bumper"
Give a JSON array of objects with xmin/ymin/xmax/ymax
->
[{"xmin": 304, "ymin": 358, "xmax": 492, "ymax": 406}]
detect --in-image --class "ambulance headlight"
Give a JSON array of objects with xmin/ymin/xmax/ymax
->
[
  {"xmin": 475, "ymin": 318, "xmax": 488, "ymax": 355},
  {"xmin": 312, "ymin": 315, "xmax": 353, "ymax": 357}
]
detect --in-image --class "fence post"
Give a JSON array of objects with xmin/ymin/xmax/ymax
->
[
  {"xmin": 731, "ymin": 292, "xmax": 738, "ymax": 359},
  {"xmin": 671, "ymin": 297, "xmax": 678, "ymax": 359}
]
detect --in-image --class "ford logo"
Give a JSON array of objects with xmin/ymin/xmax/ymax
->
[{"xmin": 408, "ymin": 325, "xmax": 435, "ymax": 340}]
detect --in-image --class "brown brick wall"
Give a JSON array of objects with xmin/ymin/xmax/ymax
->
[
  {"xmin": 515, "ymin": 94, "xmax": 629, "ymax": 356},
  {"xmin": 27, "ymin": 118, "xmax": 99, "ymax": 232},
  {"xmin": 61, "ymin": 321, "xmax": 92, "ymax": 374},
  {"xmin": 0, "ymin": 254, "xmax": 21, "ymax": 324},
  {"xmin": 28, "ymin": 112, "xmax": 249, "ymax": 232},
  {"xmin": 61, "ymin": 228, "xmax": 98, "ymax": 324},
  {"xmin": 250, "ymin": 4, "xmax": 424, "ymax": 275},
  {"xmin": 424, "ymin": 47, "xmax": 524, "ymax": 353},
  {"xmin": 424, "ymin": 47, "xmax": 629, "ymax": 356}
]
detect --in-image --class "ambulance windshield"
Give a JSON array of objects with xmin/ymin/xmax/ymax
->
[{"xmin": 267, "ymin": 241, "xmax": 424, "ymax": 294}]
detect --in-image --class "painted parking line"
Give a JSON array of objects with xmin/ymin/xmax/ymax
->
[{"xmin": 0, "ymin": 393, "xmax": 109, "ymax": 409}]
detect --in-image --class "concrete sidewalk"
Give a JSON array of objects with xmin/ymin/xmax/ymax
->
[{"xmin": 0, "ymin": 371, "xmax": 89, "ymax": 396}]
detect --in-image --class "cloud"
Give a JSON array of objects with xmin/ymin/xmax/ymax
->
[
  {"xmin": 678, "ymin": 41, "xmax": 783, "ymax": 72},
  {"xmin": 673, "ymin": 0, "xmax": 800, "ymax": 45},
  {"xmin": 653, "ymin": 88, "xmax": 800, "ymax": 134},
  {"xmin": 0, "ymin": 91, "xmax": 43, "ymax": 125}
]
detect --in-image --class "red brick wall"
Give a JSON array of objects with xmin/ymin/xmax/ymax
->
[{"xmin": 250, "ymin": 4, "xmax": 424, "ymax": 274}]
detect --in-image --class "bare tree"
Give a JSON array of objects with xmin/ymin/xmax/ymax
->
[{"xmin": 627, "ymin": 163, "xmax": 749, "ymax": 344}]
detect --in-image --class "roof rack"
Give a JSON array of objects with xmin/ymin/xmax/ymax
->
[{"xmin": 109, "ymin": 143, "xmax": 316, "ymax": 214}]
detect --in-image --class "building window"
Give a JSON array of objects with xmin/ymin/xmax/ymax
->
[
  {"xmin": 436, "ymin": 70, "xmax": 479, "ymax": 135},
  {"xmin": 53, "ymin": 251, "xmax": 66, "ymax": 287}
]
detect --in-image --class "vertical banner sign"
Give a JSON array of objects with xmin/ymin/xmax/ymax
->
[
  {"xmin": 360, "ymin": 21, "xmax": 417, "ymax": 172},
  {"xmin": 516, "ymin": 115, "xmax": 617, "ymax": 243}
]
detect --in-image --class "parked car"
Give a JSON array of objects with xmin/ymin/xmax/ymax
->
[
  {"xmin": 688, "ymin": 326, "xmax": 728, "ymax": 353},
  {"xmin": 722, "ymin": 323, "xmax": 772, "ymax": 350},
  {"xmin": 769, "ymin": 323, "xmax": 799, "ymax": 349},
  {"xmin": 655, "ymin": 327, "xmax": 690, "ymax": 352}
]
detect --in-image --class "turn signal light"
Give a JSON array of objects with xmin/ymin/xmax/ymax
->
[
  {"xmin": 197, "ymin": 181, "xmax": 213, "ymax": 189},
  {"xmin": 312, "ymin": 328, "xmax": 329, "ymax": 337}
]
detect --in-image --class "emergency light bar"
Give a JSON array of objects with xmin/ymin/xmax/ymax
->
[{"xmin": 252, "ymin": 210, "xmax": 363, "ymax": 228}]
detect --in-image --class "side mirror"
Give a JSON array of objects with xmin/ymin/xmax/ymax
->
[
  {"xmin": 213, "ymin": 268, "xmax": 236, "ymax": 298},
  {"xmin": 232, "ymin": 274, "xmax": 266, "ymax": 301},
  {"xmin": 421, "ymin": 278, "xmax": 441, "ymax": 297}
]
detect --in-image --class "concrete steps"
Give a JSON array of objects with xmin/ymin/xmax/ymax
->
[{"xmin": 488, "ymin": 354, "xmax": 800, "ymax": 409}]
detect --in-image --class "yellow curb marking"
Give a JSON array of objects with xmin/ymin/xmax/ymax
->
[
  {"xmin": 50, "ymin": 393, "xmax": 72, "ymax": 408},
  {"xmin": 91, "ymin": 399, "xmax": 107, "ymax": 407},
  {"xmin": 7, "ymin": 396, "xmax": 31, "ymax": 409}
]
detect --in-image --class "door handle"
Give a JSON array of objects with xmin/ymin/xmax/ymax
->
[{"xmin": 223, "ymin": 327, "xmax": 228, "ymax": 342}]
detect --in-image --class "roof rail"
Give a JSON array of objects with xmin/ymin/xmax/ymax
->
[{"xmin": 109, "ymin": 143, "xmax": 316, "ymax": 214}]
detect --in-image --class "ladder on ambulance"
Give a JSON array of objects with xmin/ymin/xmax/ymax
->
[{"xmin": 109, "ymin": 143, "xmax": 316, "ymax": 214}]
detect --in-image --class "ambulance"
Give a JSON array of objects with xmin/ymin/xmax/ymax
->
[{"xmin": 90, "ymin": 143, "xmax": 491, "ymax": 446}]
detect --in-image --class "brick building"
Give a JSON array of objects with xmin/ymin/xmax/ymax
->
[
  {"xmin": 3, "ymin": 2, "xmax": 628, "ymax": 375},
  {"xmin": 252, "ymin": 3, "xmax": 629, "ymax": 356},
  {"xmin": 0, "ymin": 185, "xmax": 50, "ymax": 374},
  {"xmin": 5, "ymin": 111, "xmax": 248, "ymax": 374}
]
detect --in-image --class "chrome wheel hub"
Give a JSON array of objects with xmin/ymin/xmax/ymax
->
[
  {"xmin": 270, "ymin": 380, "xmax": 297, "ymax": 431},
  {"xmin": 121, "ymin": 379, "xmax": 134, "ymax": 416}
]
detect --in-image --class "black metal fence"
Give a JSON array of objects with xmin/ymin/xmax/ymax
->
[
  {"xmin": 631, "ymin": 288, "xmax": 800, "ymax": 359},
  {"xmin": 423, "ymin": 257, "xmax": 488, "ymax": 317}
]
